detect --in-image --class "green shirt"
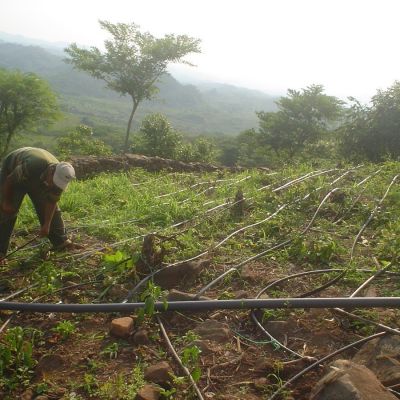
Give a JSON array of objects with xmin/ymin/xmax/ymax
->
[{"xmin": 3, "ymin": 147, "xmax": 62, "ymax": 202}]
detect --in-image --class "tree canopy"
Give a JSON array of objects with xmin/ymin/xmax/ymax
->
[
  {"xmin": 257, "ymin": 85, "xmax": 344, "ymax": 156},
  {"xmin": 339, "ymin": 82, "xmax": 400, "ymax": 161},
  {"xmin": 65, "ymin": 20, "xmax": 201, "ymax": 151},
  {"xmin": 0, "ymin": 68, "xmax": 59, "ymax": 158}
]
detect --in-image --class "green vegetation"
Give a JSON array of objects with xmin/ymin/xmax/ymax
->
[
  {"xmin": 1, "ymin": 163, "xmax": 400, "ymax": 398},
  {"xmin": 0, "ymin": 68, "xmax": 59, "ymax": 156},
  {"xmin": 65, "ymin": 20, "xmax": 201, "ymax": 150},
  {"xmin": 0, "ymin": 327, "xmax": 39, "ymax": 390},
  {"xmin": 56, "ymin": 125, "xmax": 112, "ymax": 158}
]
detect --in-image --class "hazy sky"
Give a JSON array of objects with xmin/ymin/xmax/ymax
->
[{"xmin": 1, "ymin": 0, "xmax": 399, "ymax": 102}]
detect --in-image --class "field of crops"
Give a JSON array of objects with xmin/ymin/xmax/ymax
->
[{"xmin": 1, "ymin": 162, "xmax": 400, "ymax": 399}]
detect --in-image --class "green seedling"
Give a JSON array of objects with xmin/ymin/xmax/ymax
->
[{"xmin": 52, "ymin": 320, "xmax": 76, "ymax": 340}]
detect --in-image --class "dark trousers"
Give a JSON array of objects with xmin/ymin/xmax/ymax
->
[{"xmin": 0, "ymin": 188, "xmax": 67, "ymax": 255}]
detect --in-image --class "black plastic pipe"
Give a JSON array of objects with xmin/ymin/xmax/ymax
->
[{"xmin": 1, "ymin": 297, "xmax": 400, "ymax": 313}]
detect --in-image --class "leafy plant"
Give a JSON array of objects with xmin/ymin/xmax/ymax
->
[
  {"xmin": 101, "ymin": 342, "xmax": 119, "ymax": 360},
  {"xmin": 96, "ymin": 366, "xmax": 145, "ymax": 399},
  {"xmin": 52, "ymin": 320, "xmax": 76, "ymax": 340},
  {"xmin": 0, "ymin": 327, "xmax": 38, "ymax": 390},
  {"xmin": 181, "ymin": 345, "xmax": 202, "ymax": 382},
  {"xmin": 138, "ymin": 281, "xmax": 168, "ymax": 321}
]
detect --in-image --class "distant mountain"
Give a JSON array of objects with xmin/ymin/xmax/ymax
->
[{"xmin": 0, "ymin": 36, "xmax": 278, "ymax": 135}]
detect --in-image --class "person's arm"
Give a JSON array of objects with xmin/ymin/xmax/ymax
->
[
  {"xmin": 39, "ymin": 201, "xmax": 57, "ymax": 237},
  {"xmin": 1, "ymin": 175, "xmax": 17, "ymax": 215}
]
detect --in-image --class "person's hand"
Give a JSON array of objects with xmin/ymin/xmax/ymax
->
[
  {"xmin": 39, "ymin": 225, "xmax": 50, "ymax": 237},
  {"xmin": 1, "ymin": 202, "xmax": 16, "ymax": 215}
]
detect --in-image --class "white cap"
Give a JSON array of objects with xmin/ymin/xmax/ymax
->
[{"xmin": 53, "ymin": 162, "xmax": 76, "ymax": 190}]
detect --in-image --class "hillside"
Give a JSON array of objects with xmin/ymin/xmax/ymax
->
[
  {"xmin": 0, "ymin": 163, "xmax": 399, "ymax": 399},
  {"xmin": 0, "ymin": 40, "xmax": 278, "ymax": 135}
]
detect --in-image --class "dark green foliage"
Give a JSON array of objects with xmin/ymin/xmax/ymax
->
[
  {"xmin": 257, "ymin": 85, "xmax": 344, "ymax": 156},
  {"xmin": 133, "ymin": 113, "xmax": 182, "ymax": 159},
  {"xmin": 338, "ymin": 82, "xmax": 400, "ymax": 161},
  {"xmin": 65, "ymin": 21, "xmax": 201, "ymax": 150},
  {"xmin": 56, "ymin": 125, "xmax": 113, "ymax": 158},
  {"xmin": 0, "ymin": 68, "xmax": 59, "ymax": 157}
]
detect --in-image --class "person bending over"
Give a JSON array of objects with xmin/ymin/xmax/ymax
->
[{"xmin": 0, "ymin": 147, "xmax": 76, "ymax": 262}]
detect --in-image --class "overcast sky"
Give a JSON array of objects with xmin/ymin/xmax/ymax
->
[{"xmin": 1, "ymin": 0, "xmax": 399, "ymax": 102}]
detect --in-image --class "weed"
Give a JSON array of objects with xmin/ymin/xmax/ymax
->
[
  {"xmin": 52, "ymin": 320, "xmax": 76, "ymax": 340},
  {"xmin": 96, "ymin": 365, "xmax": 145, "ymax": 399},
  {"xmin": 101, "ymin": 342, "xmax": 119, "ymax": 360},
  {"xmin": 82, "ymin": 373, "xmax": 98, "ymax": 395},
  {"xmin": 0, "ymin": 326, "xmax": 38, "ymax": 390},
  {"xmin": 137, "ymin": 281, "xmax": 168, "ymax": 322},
  {"xmin": 181, "ymin": 345, "xmax": 202, "ymax": 382}
]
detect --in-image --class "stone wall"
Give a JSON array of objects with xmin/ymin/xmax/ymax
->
[{"xmin": 68, "ymin": 153, "xmax": 233, "ymax": 179}]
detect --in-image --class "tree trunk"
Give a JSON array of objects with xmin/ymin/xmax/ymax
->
[
  {"xmin": 1, "ymin": 130, "xmax": 14, "ymax": 160},
  {"xmin": 124, "ymin": 100, "xmax": 139, "ymax": 152}
]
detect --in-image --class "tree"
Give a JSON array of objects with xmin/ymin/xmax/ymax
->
[
  {"xmin": 257, "ymin": 85, "xmax": 344, "ymax": 157},
  {"xmin": 133, "ymin": 113, "xmax": 182, "ymax": 159},
  {"xmin": 65, "ymin": 20, "xmax": 201, "ymax": 151},
  {"xmin": 0, "ymin": 69, "xmax": 59, "ymax": 157},
  {"xmin": 338, "ymin": 82, "xmax": 400, "ymax": 161},
  {"xmin": 56, "ymin": 125, "xmax": 113, "ymax": 158}
]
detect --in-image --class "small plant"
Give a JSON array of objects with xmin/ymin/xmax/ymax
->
[
  {"xmin": 96, "ymin": 366, "xmax": 145, "ymax": 399},
  {"xmin": 52, "ymin": 320, "xmax": 76, "ymax": 340},
  {"xmin": 0, "ymin": 326, "xmax": 38, "ymax": 390},
  {"xmin": 82, "ymin": 373, "xmax": 98, "ymax": 395},
  {"xmin": 181, "ymin": 345, "xmax": 202, "ymax": 382},
  {"xmin": 138, "ymin": 281, "xmax": 168, "ymax": 321},
  {"xmin": 101, "ymin": 342, "xmax": 119, "ymax": 359}
]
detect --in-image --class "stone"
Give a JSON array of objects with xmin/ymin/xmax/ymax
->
[
  {"xmin": 310, "ymin": 359, "xmax": 397, "ymax": 400},
  {"xmin": 194, "ymin": 319, "xmax": 231, "ymax": 343},
  {"xmin": 35, "ymin": 354, "xmax": 65, "ymax": 378},
  {"xmin": 240, "ymin": 265, "xmax": 260, "ymax": 283},
  {"xmin": 108, "ymin": 284, "xmax": 129, "ymax": 299},
  {"xmin": 234, "ymin": 290, "xmax": 249, "ymax": 299},
  {"xmin": 135, "ymin": 384, "xmax": 161, "ymax": 400},
  {"xmin": 154, "ymin": 259, "xmax": 210, "ymax": 289},
  {"xmin": 133, "ymin": 329, "xmax": 151, "ymax": 345},
  {"xmin": 190, "ymin": 339, "xmax": 214, "ymax": 356},
  {"xmin": 264, "ymin": 321, "xmax": 289, "ymax": 337},
  {"xmin": 166, "ymin": 289, "xmax": 211, "ymax": 301},
  {"xmin": 353, "ymin": 334, "xmax": 400, "ymax": 386},
  {"xmin": 110, "ymin": 317, "xmax": 134, "ymax": 338},
  {"xmin": 144, "ymin": 361, "xmax": 173, "ymax": 386},
  {"xmin": 253, "ymin": 357, "xmax": 274, "ymax": 372},
  {"xmin": 20, "ymin": 389, "xmax": 34, "ymax": 400}
]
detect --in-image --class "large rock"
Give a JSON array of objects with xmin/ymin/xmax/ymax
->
[
  {"xmin": 310, "ymin": 359, "xmax": 397, "ymax": 400},
  {"xmin": 194, "ymin": 319, "xmax": 231, "ymax": 343},
  {"xmin": 135, "ymin": 384, "xmax": 160, "ymax": 400},
  {"xmin": 35, "ymin": 354, "xmax": 65, "ymax": 378},
  {"xmin": 353, "ymin": 335, "xmax": 400, "ymax": 386},
  {"xmin": 132, "ymin": 329, "xmax": 151, "ymax": 345},
  {"xmin": 154, "ymin": 259, "xmax": 210, "ymax": 289},
  {"xmin": 110, "ymin": 317, "xmax": 134, "ymax": 338},
  {"xmin": 144, "ymin": 361, "xmax": 173, "ymax": 386}
]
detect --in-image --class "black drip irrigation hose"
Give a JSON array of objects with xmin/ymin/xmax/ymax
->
[
  {"xmin": 250, "ymin": 269, "xmax": 345, "ymax": 358},
  {"xmin": 126, "ymin": 169, "xmax": 354, "ymax": 302},
  {"xmin": 195, "ymin": 185, "xmax": 343, "ymax": 298},
  {"xmin": 266, "ymin": 261, "xmax": 398, "ymax": 399},
  {"xmin": 157, "ymin": 315, "xmax": 204, "ymax": 400},
  {"xmin": 350, "ymin": 174, "xmax": 398, "ymax": 259},
  {"xmin": 267, "ymin": 331, "xmax": 387, "ymax": 400},
  {"xmin": 1, "ymin": 297, "xmax": 400, "ymax": 313}
]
